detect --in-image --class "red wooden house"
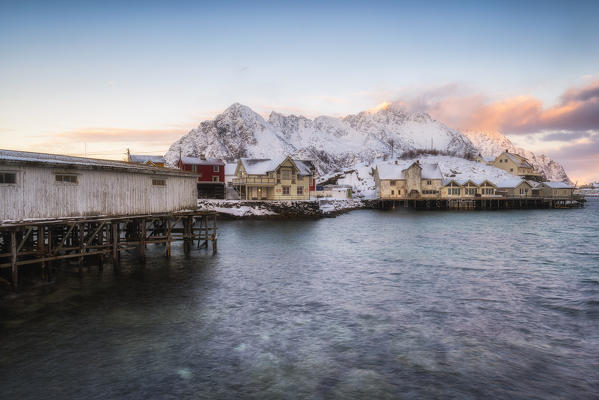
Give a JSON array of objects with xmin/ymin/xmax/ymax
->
[{"xmin": 178, "ymin": 156, "xmax": 225, "ymax": 198}]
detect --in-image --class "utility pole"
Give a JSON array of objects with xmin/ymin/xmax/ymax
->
[{"xmin": 126, "ymin": 148, "xmax": 130, "ymax": 162}]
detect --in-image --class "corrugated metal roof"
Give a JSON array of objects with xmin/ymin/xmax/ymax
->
[{"xmin": 0, "ymin": 149, "xmax": 194, "ymax": 177}]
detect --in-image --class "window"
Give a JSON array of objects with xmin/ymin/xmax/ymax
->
[
  {"xmin": 448, "ymin": 188, "xmax": 460, "ymax": 195},
  {"xmin": 391, "ymin": 190, "xmax": 395, "ymax": 195},
  {"xmin": 192, "ymin": 165, "xmax": 198, "ymax": 172},
  {"xmin": 427, "ymin": 180, "xmax": 432, "ymax": 185},
  {"xmin": 213, "ymin": 165, "xmax": 219, "ymax": 172},
  {"xmin": 482, "ymin": 188, "xmax": 494, "ymax": 195},
  {"xmin": 152, "ymin": 179, "xmax": 166, "ymax": 186},
  {"xmin": 282, "ymin": 186, "xmax": 290, "ymax": 195},
  {"xmin": 510, "ymin": 168, "xmax": 513, "ymax": 172},
  {"xmin": 212, "ymin": 176, "xmax": 219, "ymax": 182},
  {"xmin": 297, "ymin": 186, "xmax": 303, "ymax": 195},
  {"xmin": 390, "ymin": 180, "xmax": 396, "ymax": 186},
  {"xmin": 397, "ymin": 190, "xmax": 401, "ymax": 195},
  {"xmin": 56, "ymin": 174, "xmax": 78, "ymax": 184},
  {"xmin": 0, "ymin": 172, "xmax": 16, "ymax": 184},
  {"xmin": 281, "ymin": 169, "xmax": 290, "ymax": 180}
]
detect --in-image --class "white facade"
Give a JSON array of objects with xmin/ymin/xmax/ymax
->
[{"xmin": 0, "ymin": 150, "xmax": 198, "ymax": 221}]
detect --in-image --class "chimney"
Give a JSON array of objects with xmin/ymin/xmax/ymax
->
[
  {"xmin": 394, "ymin": 160, "xmax": 398, "ymax": 165},
  {"xmin": 200, "ymin": 154, "xmax": 206, "ymax": 160}
]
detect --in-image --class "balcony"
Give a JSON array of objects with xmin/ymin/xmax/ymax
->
[{"xmin": 232, "ymin": 176, "xmax": 276, "ymax": 185}]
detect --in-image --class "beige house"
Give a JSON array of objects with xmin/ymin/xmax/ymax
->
[
  {"xmin": 495, "ymin": 178, "xmax": 534, "ymax": 197},
  {"xmin": 491, "ymin": 151, "xmax": 542, "ymax": 180},
  {"xmin": 374, "ymin": 160, "xmax": 443, "ymax": 199},
  {"xmin": 232, "ymin": 156, "xmax": 313, "ymax": 200},
  {"xmin": 536, "ymin": 181, "xmax": 574, "ymax": 198}
]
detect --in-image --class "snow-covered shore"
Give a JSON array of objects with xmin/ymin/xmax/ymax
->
[{"xmin": 197, "ymin": 199, "xmax": 371, "ymax": 218}]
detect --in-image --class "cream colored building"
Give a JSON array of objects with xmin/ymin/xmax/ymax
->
[
  {"xmin": 495, "ymin": 178, "xmax": 534, "ymax": 197},
  {"xmin": 232, "ymin": 156, "xmax": 313, "ymax": 200},
  {"xmin": 491, "ymin": 151, "xmax": 542, "ymax": 179},
  {"xmin": 374, "ymin": 160, "xmax": 443, "ymax": 199},
  {"xmin": 536, "ymin": 181, "xmax": 574, "ymax": 198}
]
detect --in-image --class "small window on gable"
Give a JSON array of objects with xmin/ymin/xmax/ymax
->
[
  {"xmin": 0, "ymin": 172, "xmax": 17, "ymax": 184},
  {"xmin": 152, "ymin": 179, "xmax": 166, "ymax": 186},
  {"xmin": 56, "ymin": 174, "xmax": 78, "ymax": 184}
]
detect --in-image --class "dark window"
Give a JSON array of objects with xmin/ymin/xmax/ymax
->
[
  {"xmin": 297, "ymin": 186, "xmax": 303, "ymax": 195},
  {"xmin": 213, "ymin": 165, "xmax": 219, "ymax": 172},
  {"xmin": 56, "ymin": 174, "xmax": 78, "ymax": 184},
  {"xmin": 282, "ymin": 186, "xmax": 290, "ymax": 195},
  {"xmin": 0, "ymin": 172, "xmax": 16, "ymax": 184},
  {"xmin": 152, "ymin": 179, "xmax": 166, "ymax": 186}
]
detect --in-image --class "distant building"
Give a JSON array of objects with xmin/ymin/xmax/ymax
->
[
  {"xmin": 127, "ymin": 153, "xmax": 165, "ymax": 168},
  {"xmin": 0, "ymin": 149, "xmax": 197, "ymax": 221},
  {"xmin": 495, "ymin": 178, "xmax": 534, "ymax": 198},
  {"xmin": 491, "ymin": 150, "xmax": 543, "ymax": 180},
  {"xmin": 374, "ymin": 160, "xmax": 443, "ymax": 199},
  {"xmin": 232, "ymin": 156, "xmax": 314, "ymax": 200},
  {"xmin": 315, "ymin": 184, "xmax": 352, "ymax": 199},
  {"xmin": 178, "ymin": 156, "xmax": 225, "ymax": 199},
  {"xmin": 474, "ymin": 154, "xmax": 495, "ymax": 165},
  {"xmin": 224, "ymin": 162, "xmax": 238, "ymax": 184}
]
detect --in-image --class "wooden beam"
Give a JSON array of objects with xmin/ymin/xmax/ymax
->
[
  {"xmin": 11, "ymin": 231, "xmax": 17, "ymax": 290},
  {"xmin": 55, "ymin": 223, "xmax": 76, "ymax": 253},
  {"xmin": 16, "ymin": 227, "xmax": 33, "ymax": 253}
]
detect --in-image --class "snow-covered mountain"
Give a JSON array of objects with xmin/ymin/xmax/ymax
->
[
  {"xmin": 462, "ymin": 130, "xmax": 570, "ymax": 183},
  {"xmin": 165, "ymin": 103, "xmax": 477, "ymax": 174},
  {"xmin": 165, "ymin": 102, "xmax": 570, "ymax": 183}
]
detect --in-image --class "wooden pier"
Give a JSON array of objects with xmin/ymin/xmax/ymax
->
[
  {"xmin": 379, "ymin": 196, "xmax": 586, "ymax": 210},
  {"xmin": 0, "ymin": 211, "xmax": 217, "ymax": 291}
]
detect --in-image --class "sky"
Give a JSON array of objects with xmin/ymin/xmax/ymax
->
[{"xmin": 1, "ymin": 0, "xmax": 598, "ymax": 182}]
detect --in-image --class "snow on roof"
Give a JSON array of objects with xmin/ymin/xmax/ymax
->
[
  {"xmin": 541, "ymin": 181, "xmax": 573, "ymax": 189},
  {"xmin": 0, "ymin": 149, "xmax": 191, "ymax": 177},
  {"xmin": 505, "ymin": 152, "xmax": 533, "ymax": 168},
  {"xmin": 180, "ymin": 156, "xmax": 224, "ymax": 165},
  {"xmin": 129, "ymin": 154, "xmax": 165, "ymax": 164},
  {"xmin": 240, "ymin": 157, "xmax": 313, "ymax": 175},
  {"xmin": 495, "ymin": 177, "xmax": 527, "ymax": 188},
  {"xmin": 225, "ymin": 163, "xmax": 238, "ymax": 176},
  {"xmin": 375, "ymin": 161, "xmax": 412, "ymax": 179},
  {"xmin": 377, "ymin": 161, "xmax": 443, "ymax": 180},
  {"xmin": 421, "ymin": 163, "xmax": 443, "ymax": 180}
]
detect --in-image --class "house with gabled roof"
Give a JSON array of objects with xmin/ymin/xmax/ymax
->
[
  {"xmin": 495, "ymin": 177, "xmax": 534, "ymax": 197},
  {"xmin": 232, "ymin": 156, "xmax": 313, "ymax": 200},
  {"xmin": 491, "ymin": 150, "xmax": 543, "ymax": 180},
  {"xmin": 536, "ymin": 181, "xmax": 574, "ymax": 198},
  {"xmin": 373, "ymin": 160, "xmax": 443, "ymax": 199}
]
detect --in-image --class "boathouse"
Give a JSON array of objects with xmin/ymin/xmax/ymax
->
[
  {"xmin": 536, "ymin": 181, "xmax": 574, "ymax": 198},
  {"xmin": 232, "ymin": 156, "xmax": 313, "ymax": 200},
  {"xmin": 0, "ymin": 149, "xmax": 198, "ymax": 221}
]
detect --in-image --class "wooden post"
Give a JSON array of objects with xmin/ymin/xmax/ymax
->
[
  {"xmin": 39, "ymin": 226, "xmax": 47, "ymax": 281},
  {"xmin": 212, "ymin": 214, "xmax": 217, "ymax": 253},
  {"xmin": 183, "ymin": 217, "xmax": 191, "ymax": 255},
  {"xmin": 139, "ymin": 218, "xmax": 146, "ymax": 262},
  {"xmin": 166, "ymin": 218, "xmax": 171, "ymax": 258},
  {"xmin": 11, "ymin": 231, "xmax": 17, "ymax": 291},
  {"xmin": 112, "ymin": 222, "xmax": 119, "ymax": 267},
  {"xmin": 78, "ymin": 223, "xmax": 85, "ymax": 272}
]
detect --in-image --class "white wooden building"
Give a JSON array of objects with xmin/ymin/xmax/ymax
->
[{"xmin": 0, "ymin": 150, "xmax": 198, "ymax": 221}]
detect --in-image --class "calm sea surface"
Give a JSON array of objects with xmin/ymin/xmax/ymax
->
[{"xmin": 1, "ymin": 200, "xmax": 599, "ymax": 399}]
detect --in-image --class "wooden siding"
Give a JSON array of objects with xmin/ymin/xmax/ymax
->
[{"xmin": 0, "ymin": 165, "xmax": 197, "ymax": 220}]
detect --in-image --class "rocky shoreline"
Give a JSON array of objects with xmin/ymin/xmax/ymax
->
[{"xmin": 197, "ymin": 199, "xmax": 377, "ymax": 219}]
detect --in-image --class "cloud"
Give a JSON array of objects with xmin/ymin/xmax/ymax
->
[{"xmin": 399, "ymin": 81, "xmax": 599, "ymax": 135}]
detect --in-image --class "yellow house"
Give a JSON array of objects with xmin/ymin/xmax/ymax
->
[
  {"xmin": 491, "ymin": 151, "xmax": 542, "ymax": 179},
  {"xmin": 495, "ymin": 178, "xmax": 534, "ymax": 197},
  {"xmin": 232, "ymin": 156, "xmax": 313, "ymax": 200},
  {"xmin": 536, "ymin": 181, "xmax": 574, "ymax": 198},
  {"xmin": 127, "ymin": 154, "xmax": 166, "ymax": 168},
  {"xmin": 374, "ymin": 160, "xmax": 443, "ymax": 199},
  {"xmin": 441, "ymin": 180, "xmax": 463, "ymax": 197}
]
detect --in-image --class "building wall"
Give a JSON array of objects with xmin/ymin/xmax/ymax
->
[
  {"xmin": 235, "ymin": 159, "xmax": 311, "ymax": 200},
  {"xmin": 179, "ymin": 162, "xmax": 225, "ymax": 182},
  {"xmin": 378, "ymin": 179, "xmax": 407, "ymax": 199},
  {"xmin": 404, "ymin": 164, "xmax": 422, "ymax": 194},
  {"xmin": 492, "ymin": 155, "xmax": 520, "ymax": 175},
  {"xmin": 538, "ymin": 186, "xmax": 573, "ymax": 198},
  {"xmin": 0, "ymin": 165, "xmax": 197, "ymax": 221}
]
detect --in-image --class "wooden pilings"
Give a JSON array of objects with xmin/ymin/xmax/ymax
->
[
  {"xmin": 379, "ymin": 196, "xmax": 584, "ymax": 210},
  {"xmin": 0, "ymin": 211, "xmax": 218, "ymax": 291}
]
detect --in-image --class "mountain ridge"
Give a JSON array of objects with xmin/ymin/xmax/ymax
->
[{"xmin": 165, "ymin": 103, "xmax": 570, "ymax": 182}]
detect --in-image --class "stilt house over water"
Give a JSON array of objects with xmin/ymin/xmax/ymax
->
[{"xmin": 0, "ymin": 149, "xmax": 198, "ymax": 221}]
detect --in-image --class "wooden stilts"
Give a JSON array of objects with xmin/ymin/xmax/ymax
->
[
  {"xmin": 139, "ymin": 218, "xmax": 146, "ymax": 262},
  {"xmin": 11, "ymin": 231, "xmax": 17, "ymax": 290},
  {"xmin": 112, "ymin": 222, "xmax": 119, "ymax": 267}
]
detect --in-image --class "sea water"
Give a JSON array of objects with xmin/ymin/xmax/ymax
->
[{"xmin": 1, "ymin": 200, "xmax": 598, "ymax": 399}]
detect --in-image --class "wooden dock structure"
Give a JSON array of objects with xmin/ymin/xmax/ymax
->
[
  {"xmin": 0, "ymin": 210, "xmax": 217, "ymax": 291},
  {"xmin": 379, "ymin": 196, "xmax": 586, "ymax": 210}
]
